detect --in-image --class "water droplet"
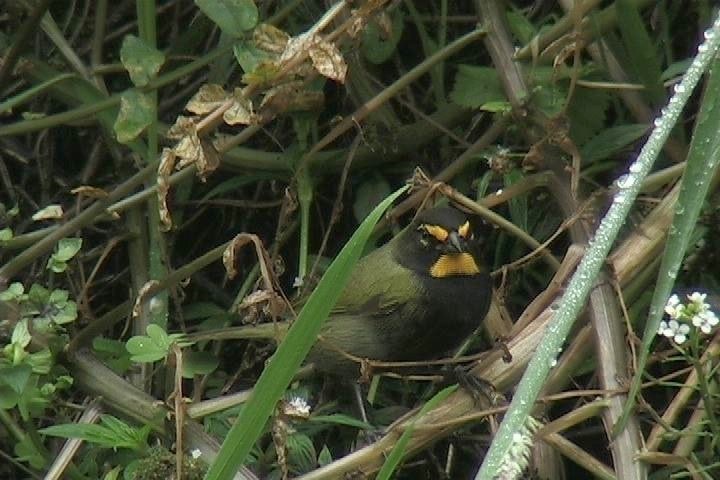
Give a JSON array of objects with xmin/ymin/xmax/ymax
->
[
  {"xmin": 673, "ymin": 84, "xmax": 686, "ymax": 94},
  {"xmin": 654, "ymin": 117, "xmax": 663, "ymax": 127},
  {"xmin": 495, "ymin": 189, "xmax": 503, "ymax": 196},
  {"xmin": 616, "ymin": 174, "xmax": 636, "ymax": 189},
  {"xmin": 550, "ymin": 303, "xmax": 560, "ymax": 311},
  {"xmin": 550, "ymin": 358, "xmax": 558, "ymax": 368},
  {"xmin": 629, "ymin": 162, "xmax": 641, "ymax": 173},
  {"xmin": 699, "ymin": 43, "xmax": 708, "ymax": 53}
]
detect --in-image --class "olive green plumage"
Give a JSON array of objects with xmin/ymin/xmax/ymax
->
[{"xmin": 307, "ymin": 205, "xmax": 492, "ymax": 376}]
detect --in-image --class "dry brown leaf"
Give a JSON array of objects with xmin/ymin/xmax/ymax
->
[
  {"xmin": 71, "ymin": 186, "xmax": 109, "ymax": 199},
  {"xmin": 186, "ymin": 84, "xmax": 229, "ymax": 115},
  {"xmin": 308, "ymin": 40, "xmax": 347, "ymax": 83},
  {"xmin": 32, "ymin": 205, "xmax": 63, "ymax": 221},
  {"xmin": 157, "ymin": 148, "xmax": 176, "ymax": 232},
  {"xmin": 253, "ymin": 23, "xmax": 290, "ymax": 54},
  {"xmin": 223, "ymin": 88, "xmax": 256, "ymax": 125},
  {"xmin": 132, "ymin": 280, "xmax": 161, "ymax": 319},
  {"xmin": 197, "ymin": 138, "xmax": 220, "ymax": 181}
]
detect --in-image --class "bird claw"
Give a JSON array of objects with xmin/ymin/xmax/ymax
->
[{"xmin": 452, "ymin": 365, "xmax": 505, "ymax": 407}]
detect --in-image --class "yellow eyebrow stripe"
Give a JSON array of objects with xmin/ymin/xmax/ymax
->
[
  {"xmin": 422, "ymin": 224, "xmax": 448, "ymax": 242},
  {"xmin": 458, "ymin": 221, "xmax": 470, "ymax": 238}
]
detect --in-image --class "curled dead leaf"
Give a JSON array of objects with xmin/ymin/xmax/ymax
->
[
  {"xmin": 132, "ymin": 280, "xmax": 161, "ymax": 319},
  {"xmin": 71, "ymin": 186, "xmax": 109, "ymax": 199},
  {"xmin": 157, "ymin": 148, "xmax": 176, "ymax": 232},
  {"xmin": 308, "ymin": 40, "xmax": 347, "ymax": 83}
]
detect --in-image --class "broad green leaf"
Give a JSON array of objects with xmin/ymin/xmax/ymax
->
[
  {"xmin": 286, "ymin": 433, "xmax": 316, "ymax": 474},
  {"xmin": 120, "ymin": 35, "xmax": 165, "ymax": 87},
  {"xmin": 450, "ymin": 65, "xmax": 505, "ymax": 109},
  {"xmin": 362, "ymin": 10, "xmax": 404, "ymax": 65},
  {"xmin": 204, "ymin": 185, "xmax": 408, "ymax": 480},
  {"xmin": 40, "ymin": 414, "xmax": 150, "ymax": 451},
  {"xmin": 233, "ymin": 41, "xmax": 267, "ymax": 73},
  {"xmin": 352, "ymin": 175, "xmax": 391, "ymax": 223},
  {"xmin": 54, "ymin": 238, "xmax": 82, "ymax": 262},
  {"xmin": 616, "ymin": 0, "xmax": 664, "ymax": 104},
  {"xmin": 0, "ymin": 363, "xmax": 32, "ymax": 394},
  {"xmin": 0, "ymin": 282, "xmax": 24, "ymax": 301},
  {"xmin": 581, "ymin": 124, "xmax": 650, "ymax": 164},
  {"xmin": 195, "ymin": 0, "xmax": 258, "ymax": 37},
  {"xmin": 114, "ymin": 90, "xmax": 153, "ymax": 144},
  {"xmin": 182, "ymin": 350, "xmax": 219, "ymax": 378}
]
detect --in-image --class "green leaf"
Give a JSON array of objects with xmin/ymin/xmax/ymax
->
[
  {"xmin": 233, "ymin": 41, "xmax": 267, "ymax": 73},
  {"xmin": 11, "ymin": 319, "xmax": 31, "ymax": 349},
  {"xmin": 55, "ymin": 238, "xmax": 82, "ymax": 261},
  {"xmin": 580, "ymin": 124, "xmax": 650, "ymax": 164},
  {"xmin": 47, "ymin": 238, "xmax": 82, "ymax": 273},
  {"xmin": 0, "ymin": 385, "xmax": 21, "ymax": 409},
  {"xmin": 195, "ymin": 0, "xmax": 258, "ymax": 37},
  {"xmin": 287, "ymin": 433, "xmax": 316, "ymax": 474},
  {"xmin": 615, "ymin": 0, "xmax": 664, "ymax": 104},
  {"xmin": 450, "ymin": 65, "xmax": 505, "ymax": 109},
  {"xmin": 40, "ymin": 414, "xmax": 150, "ymax": 451},
  {"xmin": 114, "ymin": 90, "xmax": 153, "ymax": 144},
  {"xmin": 126, "ymin": 325, "xmax": 171, "ymax": 363},
  {"xmin": 567, "ymin": 86, "xmax": 611, "ymax": 145},
  {"xmin": 182, "ymin": 350, "xmax": 219, "ymax": 378},
  {"xmin": 14, "ymin": 435, "xmax": 46, "ymax": 469},
  {"xmin": 120, "ymin": 35, "xmax": 165, "ymax": 87},
  {"xmin": 0, "ymin": 281, "xmax": 24, "ymax": 301},
  {"xmin": 0, "ymin": 227, "xmax": 13, "ymax": 242},
  {"xmin": 352, "ymin": 175, "xmax": 391, "ymax": 224},
  {"xmin": 310, "ymin": 413, "xmax": 373, "ymax": 430},
  {"xmin": 362, "ymin": 10, "xmax": 404, "ymax": 65},
  {"xmin": 0, "ymin": 363, "xmax": 32, "ymax": 394},
  {"xmin": 204, "ymin": 185, "xmax": 408, "ymax": 480},
  {"xmin": 317, "ymin": 445, "xmax": 332, "ymax": 467}
]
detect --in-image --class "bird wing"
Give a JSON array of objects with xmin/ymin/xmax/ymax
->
[{"xmin": 329, "ymin": 240, "xmax": 420, "ymax": 318}]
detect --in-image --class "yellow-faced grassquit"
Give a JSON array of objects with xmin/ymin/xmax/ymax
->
[{"xmin": 307, "ymin": 205, "xmax": 492, "ymax": 376}]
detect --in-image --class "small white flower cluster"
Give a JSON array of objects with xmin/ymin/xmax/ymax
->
[
  {"xmin": 658, "ymin": 292, "xmax": 719, "ymax": 345},
  {"xmin": 495, "ymin": 416, "xmax": 541, "ymax": 480}
]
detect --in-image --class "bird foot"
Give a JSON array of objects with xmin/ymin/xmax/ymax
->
[{"xmin": 453, "ymin": 365, "xmax": 505, "ymax": 407}]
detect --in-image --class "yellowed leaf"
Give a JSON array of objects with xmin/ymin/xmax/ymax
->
[
  {"xmin": 32, "ymin": 204, "xmax": 63, "ymax": 221},
  {"xmin": 223, "ymin": 89, "xmax": 256, "ymax": 125},
  {"xmin": 253, "ymin": 23, "xmax": 290, "ymax": 54}
]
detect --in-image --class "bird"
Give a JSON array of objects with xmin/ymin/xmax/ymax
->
[{"xmin": 306, "ymin": 204, "xmax": 493, "ymax": 377}]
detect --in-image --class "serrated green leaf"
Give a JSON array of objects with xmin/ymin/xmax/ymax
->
[
  {"xmin": 450, "ymin": 65, "xmax": 505, "ymax": 109},
  {"xmin": 114, "ymin": 90, "xmax": 153, "ymax": 144},
  {"xmin": 120, "ymin": 35, "xmax": 165, "ymax": 87},
  {"xmin": 195, "ymin": 0, "xmax": 258, "ymax": 37}
]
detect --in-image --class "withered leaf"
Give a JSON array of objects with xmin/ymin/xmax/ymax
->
[
  {"xmin": 186, "ymin": 84, "xmax": 230, "ymax": 115},
  {"xmin": 308, "ymin": 40, "xmax": 347, "ymax": 83}
]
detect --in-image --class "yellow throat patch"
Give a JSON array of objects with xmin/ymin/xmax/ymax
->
[{"xmin": 430, "ymin": 253, "xmax": 480, "ymax": 278}]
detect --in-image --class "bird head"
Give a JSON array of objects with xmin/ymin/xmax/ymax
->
[{"xmin": 397, "ymin": 206, "xmax": 483, "ymax": 278}]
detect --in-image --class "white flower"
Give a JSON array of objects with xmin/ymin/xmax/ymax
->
[
  {"xmin": 692, "ymin": 310, "xmax": 719, "ymax": 334},
  {"xmin": 665, "ymin": 294, "xmax": 682, "ymax": 318},
  {"xmin": 658, "ymin": 319, "xmax": 690, "ymax": 344},
  {"xmin": 191, "ymin": 448, "xmax": 202, "ymax": 459},
  {"xmin": 687, "ymin": 292, "xmax": 708, "ymax": 306},
  {"xmin": 287, "ymin": 396, "xmax": 311, "ymax": 416}
]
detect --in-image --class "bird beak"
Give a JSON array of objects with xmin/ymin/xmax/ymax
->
[{"xmin": 447, "ymin": 231, "xmax": 465, "ymax": 253}]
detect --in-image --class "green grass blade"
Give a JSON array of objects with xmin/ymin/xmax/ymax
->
[
  {"xmin": 204, "ymin": 185, "xmax": 408, "ymax": 480},
  {"xmin": 619, "ymin": 53, "xmax": 720, "ymax": 432}
]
